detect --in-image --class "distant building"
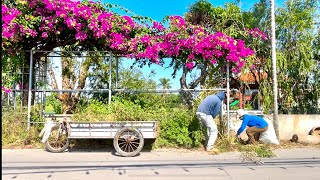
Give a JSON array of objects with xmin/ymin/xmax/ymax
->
[{"xmin": 227, "ymin": 71, "xmax": 268, "ymax": 110}]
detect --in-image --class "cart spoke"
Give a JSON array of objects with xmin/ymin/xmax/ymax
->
[
  {"xmin": 54, "ymin": 141, "xmax": 59, "ymax": 148},
  {"xmin": 118, "ymin": 141, "xmax": 126, "ymax": 146},
  {"xmin": 120, "ymin": 143, "xmax": 127, "ymax": 150},
  {"xmin": 128, "ymin": 143, "xmax": 134, "ymax": 152},
  {"xmin": 130, "ymin": 142, "xmax": 138, "ymax": 150},
  {"xmin": 130, "ymin": 141, "xmax": 140, "ymax": 144},
  {"xmin": 59, "ymin": 141, "xmax": 65, "ymax": 148},
  {"xmin": 124, "ymin": 143, "xmax": 129, "ymax": 152}
]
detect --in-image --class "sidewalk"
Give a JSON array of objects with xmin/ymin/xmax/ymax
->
[
  {"xmin": 151, "ymin": 147, "xmax": 320, "ymax": 160},
  {"xmin": 271, "ymin": 147, "xmax": 320, "ymax": 159},
  {"xmin": 2, "ymin": 146, "xmax": 320, "ymax": 160}
]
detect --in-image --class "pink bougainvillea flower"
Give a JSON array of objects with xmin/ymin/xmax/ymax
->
[
  {"xmin": 210, "ymin": 59, "xmax": 217, "ymax": 64},
  {"xmin": 41, "ymin": 32, "xmax": 48, "ymax": 38},
  {"xmin": 250, "ymin": 64, "xmax": 256, "ymax": 70},
  {"xmin": 152, "ymin": 21, "xmax": 165, "ymax": 31},
  {"xmin": 245, "ymin": 27, "xmax": 269, "ymax": 40},
  {"xmin": 186, "ymin": 62, "xmax": 195, "ymax": 70},
  {"xmin": 2, "ymin": 86, "xmax": 11, "ymax": 93}
]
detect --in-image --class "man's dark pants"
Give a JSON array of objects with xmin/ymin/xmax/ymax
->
[{"xmin": 246, "ymin": 126, "xmax": 268, "ymax": 143}]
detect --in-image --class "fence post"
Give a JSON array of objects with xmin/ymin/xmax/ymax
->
[
  {"xmin": 108, "ymin": 53, "xmax": 112, "ymax": 104},
  {"xmin": 226, "ymin": 63, "xmax": 230, "ymax": 138},
  {"xmin": 27, "ymin": 50, "xmax": 33, "ymax": 130}
]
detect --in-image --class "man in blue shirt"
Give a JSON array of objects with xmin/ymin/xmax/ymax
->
[
  {"xmin": 196, "ymin": 91, "xmax": 225, "ymax": 154},
  {"xmin": 236, "ymin": 109, "xmax": 268, "ymax": 144}
]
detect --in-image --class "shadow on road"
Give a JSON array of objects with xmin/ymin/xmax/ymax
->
[{"xmin": 61, "ymin": 139, "xmax": 155, "ymax": 156}]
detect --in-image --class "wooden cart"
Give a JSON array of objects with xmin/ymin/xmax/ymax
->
[{"xmin": 40, "ymin": 114, "xmax": 158, "ymax": 157}]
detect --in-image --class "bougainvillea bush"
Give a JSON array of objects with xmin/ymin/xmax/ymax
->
[{"xmin": 2, "ymin": 0, "xmax": 254, "ymax": 72}]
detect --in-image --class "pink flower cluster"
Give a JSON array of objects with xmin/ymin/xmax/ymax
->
[
  {"xmin": 2, "ymin": 5, "xmax": 21, "ymax": 41},
  {"xmin": 2, "ymin": 0, "xmax": 255, "ymax": 73},
  {"xmin": 152, "ymin": 21, "xmax": 166, "ymax": 32},
  {"xmin": 245, "ymin": 28, "xmax": 268, "ymax": 40},
  {"xmin": 127, "ymin": 17, "xmax": 254, "ymax": 72},
  {"xmin": 2, "ymin": 86, "xmax": 11, "ymax": 94}
]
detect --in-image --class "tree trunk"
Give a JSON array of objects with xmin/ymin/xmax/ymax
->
[
  {"xmin": 179, "ymin": 61, "xmax": 209, "ymax": 110},
  {"xmin": 53, "ymin": 52, "xmax": 91, "ymax": 114},
  {"xmin": 179, "ymin": 66, "xmax": 194, "ymax": 109}
]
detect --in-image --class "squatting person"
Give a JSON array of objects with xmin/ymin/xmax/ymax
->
[{"xmin": 236, "ymin": 109, "xmax": 268, "ymax": 144}]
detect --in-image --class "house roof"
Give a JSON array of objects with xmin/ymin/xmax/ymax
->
[{"xmin": 238, "ymin": 71, "xmax": 268, "ymax": 84}]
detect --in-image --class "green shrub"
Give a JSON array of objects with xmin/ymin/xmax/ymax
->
[
  {"xmin": 73, "ymin": 99, "xmax": 112, "ymax": 121},
  {"xmin": 30, "ymin": 104, "xmax": 45, "ymax": 124},
  {"xmin": 70, "ymin": 96, "xmax": 204, "ymax": 148},
  {"xmin": 45, "ymin": 93, "xmax": 62, "ymax": 114},
  {"xmin": 155, "ymin": 108, "xmax": 203, "ymax": 148}
]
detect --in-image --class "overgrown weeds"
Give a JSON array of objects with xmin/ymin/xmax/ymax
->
[
  {"xmin": 0, "ymin": 106, "xmax": 278, "ymax": 159},
  {"xmin": 2, "ymin": 110, "xmax": 44, "ymax": 148}
]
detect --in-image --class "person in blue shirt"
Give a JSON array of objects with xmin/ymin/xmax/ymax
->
[
  {"xmin": 196, "ymin": 91, "xmax": 226, "ymax": 154},
  {"xmin": 236, "ymin": 109, "xmax": 268, "ymax": 144}
]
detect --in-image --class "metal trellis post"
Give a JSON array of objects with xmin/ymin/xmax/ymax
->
[
  {"xmin": 108, "ymin": 53, "xmax": 112, "ymax": 104},
  {"xmin": 27, "ymin": 50, "xmax": 33, "ymax": 130},
  {"xmin": 226, "ymin": 63, "xmax": 230, "ymax": 138}
]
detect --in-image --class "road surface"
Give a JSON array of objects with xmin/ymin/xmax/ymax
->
[{"xmin": 2, "ymin": 148, "xmax": 320, "ymax": 180}]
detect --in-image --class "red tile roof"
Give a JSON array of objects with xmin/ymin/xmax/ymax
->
[{"xmin": 238, "ymin": 71, "xmax": 268, "ymax": 84}]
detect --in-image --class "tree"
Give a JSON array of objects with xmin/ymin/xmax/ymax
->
[
  {"xmin": 47, "ymin": 50, "xmax": 114, "ymax": 113},
  {"xmin": 158, "ymin": 77, "xmax": 172, "ymax": 95},
  {"xmin": 183, "ymin": 0, "xmax": 268, "ymax": 109},
  {"xmin": 312, "ymin": 30, "xmax": 320, "ymax": 113},
  {"xmin": 2, "ymin": 0, "xmax": 254, "ymax": 112},
  {"xmin": 116, "ymin": 64, "xmax": 160, "ymax": 108},
  {"xmin": 271, "ymin": 0, "xmax": 318, "ymax": 113}
]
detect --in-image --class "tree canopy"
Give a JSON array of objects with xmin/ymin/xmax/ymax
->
[{"xmin": 2, "ymin": 0, "xmax": 254, "ymax": 73}]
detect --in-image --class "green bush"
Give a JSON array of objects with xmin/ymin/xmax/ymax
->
[
  {"xmin": 30, "ymin": 104, "xmax": 45, "ymax": 124},
  {"xmin": 155, "ymin": 108, "xmax": 203, "ymax": 148},
  {"xmin": 73, "ymin": 98, "xmax": 162, "ymax": 121},
  {"xmin": 45, "ymin": 93, "xmax": 62, "ymax": 114},
  {"xmin": 73, "ymin": 99, "xmax": 112, "ymax": 121},
  {"xmin": 71, "ymin": 97, "xmax": 204, "ymax": 148}
]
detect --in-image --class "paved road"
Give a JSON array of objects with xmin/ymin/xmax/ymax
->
[{"xmin": 2, "ymin": 148, "xmax": 320, "ymax": 180}]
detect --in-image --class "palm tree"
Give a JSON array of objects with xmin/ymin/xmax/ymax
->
[{"xmin": 158, "ymin": 78, "xmax": 172, "ymax": 96}]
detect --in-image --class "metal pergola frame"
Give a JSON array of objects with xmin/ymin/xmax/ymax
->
[{"xmin": 24, "ymin": 50, "xmax": 231, "ymax": 136}]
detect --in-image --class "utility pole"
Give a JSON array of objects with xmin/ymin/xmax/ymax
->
[{"xmin": 270, "ymin": 0, "xmax": 279, "ymax": 139}]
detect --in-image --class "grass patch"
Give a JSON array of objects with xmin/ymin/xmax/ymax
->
[
  {"xmin": 238, "ymin": 144, "xmax": 276, "ymax": 158},
  {"xmin": 215, "ymin": 135, "xmax": 276, "ymax": 158}
]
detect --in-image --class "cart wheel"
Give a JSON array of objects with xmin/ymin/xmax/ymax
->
[
  {"xmin": 45, "ymin": 126, "xmax": 69, "ymax": 153},
  {"xmin": 113, "ymin": 127, "xmax": 144, "ymax": 157}
]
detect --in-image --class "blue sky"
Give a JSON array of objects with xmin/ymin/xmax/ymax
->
[
  {"xmin": 102, "ymin": 0, "xmax": 286, "ymax": 89},
  {"xmin": 105, "ymin": 0, "xmax": 286, "ymax": 22}
]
